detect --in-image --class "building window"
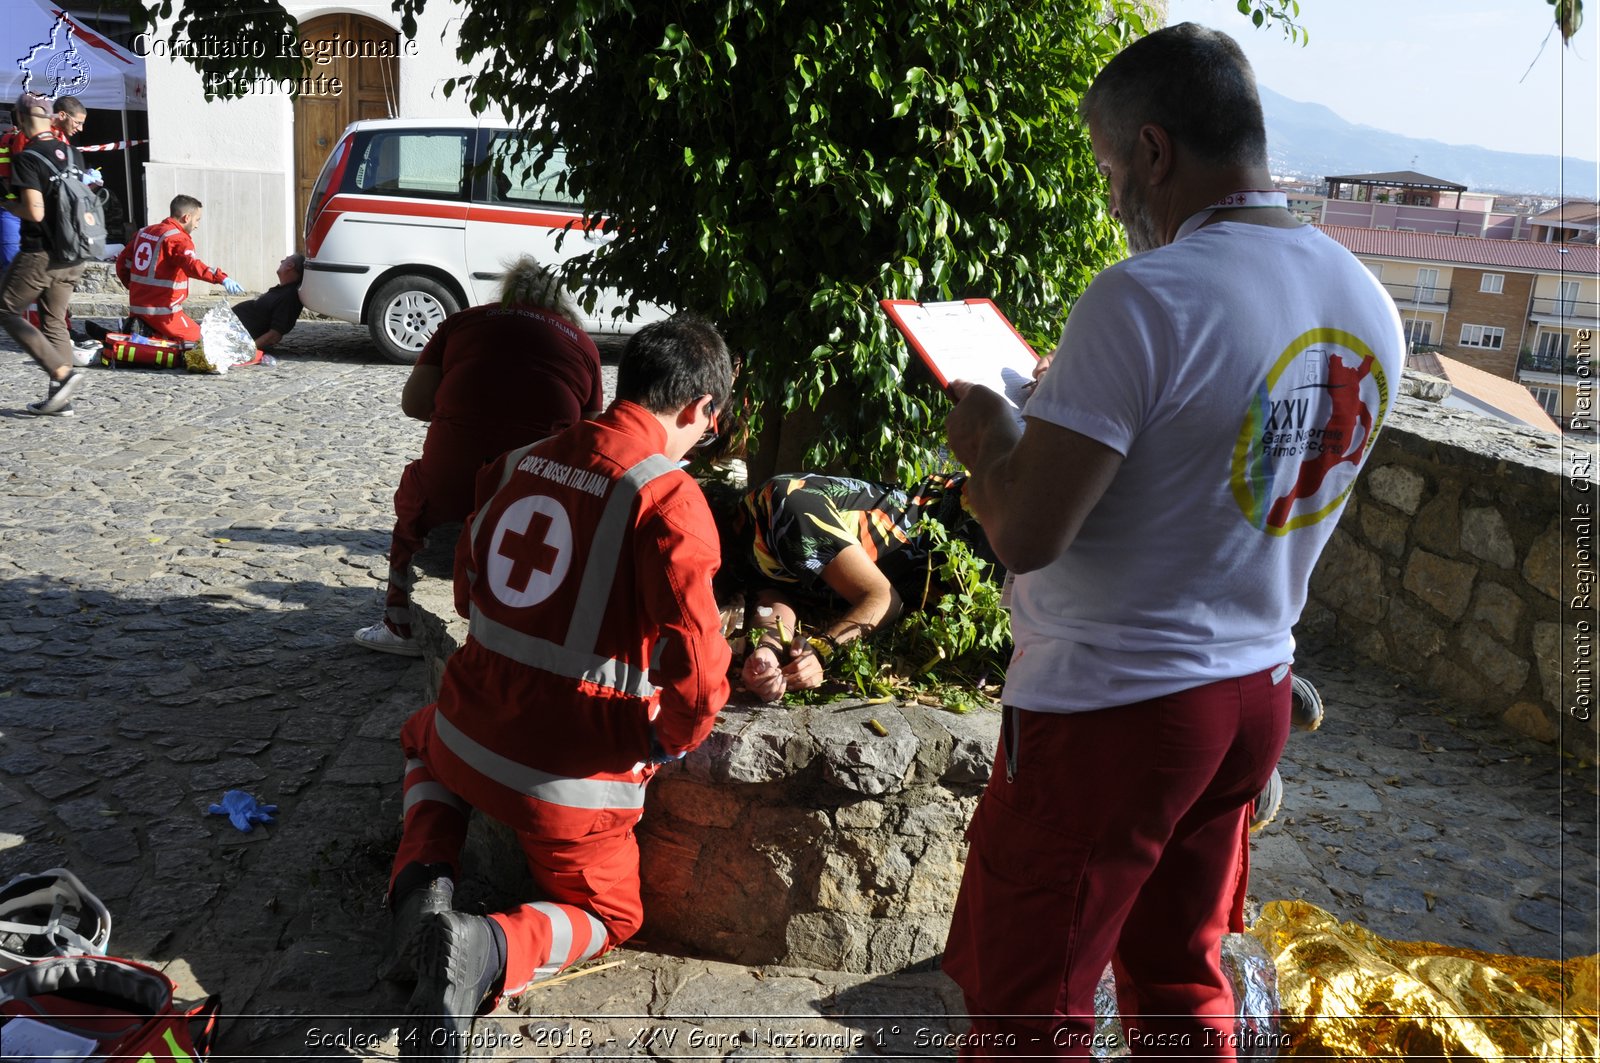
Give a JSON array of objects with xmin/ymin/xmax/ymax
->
[
  {"xmin": 1536, "ymin": 332, "xmax": 1568, "ymax": 362},
  {"xmin": 1528, "ymin": 386, "xmax": 1560, "ymax": 417},
  {"xmin": 1459, "ymin": 324, "xmax": 1505, "ymax": 349},
  {"xmin": 1404, "ymin": 319, "xmax": 1434, "ymax": 346},
  {"xmin": 1480, "ymin": 273, "xmax": 1505, "ymax": 294}
]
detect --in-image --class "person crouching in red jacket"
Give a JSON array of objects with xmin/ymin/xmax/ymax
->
[{"xmin": 112, "ymin": 194, "xmax": 242, "ymax": 342}]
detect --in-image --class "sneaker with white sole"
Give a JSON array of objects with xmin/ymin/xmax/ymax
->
[
  {"xmin": 355, "ymin": 621, "xmax": 423, "ymax": 657},
  {"xmin": 30, "ymin": 370, "xmax": 86, "ymax": 415},
  {"xmin": 1290, "ymin": 674, "xmax": 1323, "ymax": 732},
  {"xmin": 1250, "ymin": 766, "xmax": 1283, "ymax": 833}
]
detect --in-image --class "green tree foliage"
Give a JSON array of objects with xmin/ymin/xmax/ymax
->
[
  {"xmin": 124, "ymin": 0, "xmax": 1579, "ymax": 476},
  {"xmin": 426, "ymin": 1, "xmax": 1144, "ymax": 481}
]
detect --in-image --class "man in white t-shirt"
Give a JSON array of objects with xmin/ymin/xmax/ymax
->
[{"xmin": 941, "ymin": 23, "xmax": 1403, "ymax": 1059}]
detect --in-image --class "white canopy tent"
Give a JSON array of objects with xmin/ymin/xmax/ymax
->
[{"xmin": 3, "ymin": 0, "xmax": 147, "ymax": 218}]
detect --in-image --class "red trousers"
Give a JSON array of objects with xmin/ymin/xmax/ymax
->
[
  {"xmin": 132, "ymin": 310, "xmax": 201, "ymax": 343},
  {"xmin": 390, "ymin": 705, "xmax": 645, "ymax": 997},
  {"xmin": 943, "ymin": 667, "xmax": 1290, "ymax": 1059},
  {"xmin": 383, "ymin": 456, "xmax": 481, "ymax": 638}
]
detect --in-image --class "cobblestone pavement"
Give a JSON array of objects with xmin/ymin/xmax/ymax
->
[{"xmin": 0, "ymin": 321, "xmax": 1595, "ymax": 1060}]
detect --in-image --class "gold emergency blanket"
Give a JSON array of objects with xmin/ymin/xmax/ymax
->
[{"xmin": 1250, "ymin": 900, "xmax": 1598, "ymax": 1060}]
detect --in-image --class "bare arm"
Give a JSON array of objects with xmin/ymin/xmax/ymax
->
[
  {"xmin": 253, "ymin": 328, "xmax": 283, "ymax": 349},
  {"xmin": 6, "ymin": 188, "xmax": 44, "ymax": 223},
  {"xmin": 946, "ymin": 382, "xmax": 1123, "ymax": 574},
  {"xmin": 400, "ymin": 363, "xmax": 443, "ymax": 421},
  {"xmin": 779, "ymin": 544, "xmax": 902, "ymax": 691}
]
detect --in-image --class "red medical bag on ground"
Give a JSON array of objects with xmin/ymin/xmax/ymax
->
[
  {"xmin": 101, "ymin": 332, "xmax": 188, "ymax": 369},
  {"xmin": 0, "ymin": 954, "xmax": 219, "ymax": 1060}
]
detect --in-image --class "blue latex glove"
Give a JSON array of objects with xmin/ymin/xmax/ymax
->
[
  {"xmin": 221, "ymin": 278, "xmax": 244, "ymax": 295},
  {"xmin": 647, "ymin": 729, "xmax": 686, "ymax": 766},
  {"xmin": 82, "ymin": 168, "xmax": 104, "ymax": 186},
  {"xmin": 207, "ymin": 789, "xmax": 277, "ymax": 832}
]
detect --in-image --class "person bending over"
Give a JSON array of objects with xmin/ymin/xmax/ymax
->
[
  {"xmin": 709, "ymin": 472, "xmax": 996, "ymax": 702},
  {"xmin": 354, "ymin": 256, "xmax": 605, "ymax": 656}
]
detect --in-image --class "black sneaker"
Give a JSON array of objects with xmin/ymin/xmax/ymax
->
[
  {"xmin": 380, "ymin": 870, "xmax": 455, "ymax": 983},
  {"xmin": 1290, "ymin": 674, "xmax": 1323, "ymax": 732},
  {"xmin": 1250, "ymin": 766, "xmax": 1283, "ymax": 833},
  {"xmin": 401, "ymin": 912, "xmax": 506, "ymax": 1061},
  {"xmin": 32, "ymin": 370, "xmax": 86, "ymax": 415},
  {"xmin": 23, "ymin": 401, "xmax": 75, "ymax": 417},
  {"xmin": 84, "ymin": 320, "xmax": 113, "ymax": 342}
]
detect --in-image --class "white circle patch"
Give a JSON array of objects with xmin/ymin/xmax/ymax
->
[{"xmin": 485, "ymin": 495, "xmax": 573, "ymax": 608}]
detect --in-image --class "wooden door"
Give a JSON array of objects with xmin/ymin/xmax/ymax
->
[{"xmin": 292, "ymin": 13, "xmax": 398, "ymax": 250}]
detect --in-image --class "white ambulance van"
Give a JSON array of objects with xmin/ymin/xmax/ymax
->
[{"xmin": 300, "ymin": 118, "xmax": 666, "ymax": 363}]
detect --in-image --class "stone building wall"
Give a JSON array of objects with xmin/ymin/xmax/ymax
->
[{"xmin": 1299, "ymin": 395, "xmax": 1593, "ymax": 749}]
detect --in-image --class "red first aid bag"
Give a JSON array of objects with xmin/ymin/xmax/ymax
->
[
  {"xmin": 102, "ymin": 332, "xmax": 187, "ymax": 369},
  {"xmin": 0, "ymin": 955, "xmax": 220, "ymax": 1060}
]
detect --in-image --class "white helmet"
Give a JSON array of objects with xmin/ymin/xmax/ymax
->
[{"xmin": 0, "ymin": 868, "xmax": 112, "ymax": 970}]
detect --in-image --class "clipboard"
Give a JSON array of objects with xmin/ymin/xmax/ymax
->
[{"xmin": 881, "ymin": 298, "xmax": 1040, "ymax": 418}]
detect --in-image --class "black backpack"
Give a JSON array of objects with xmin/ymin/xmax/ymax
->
[{"xmin": 32, "ymin": 147, "xmax": 106, "ymax": 267}]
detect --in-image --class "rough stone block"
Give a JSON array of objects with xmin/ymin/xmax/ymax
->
[
  {"xmin": 834, "ymin": 800, "xmax": 888, "ymax": 830},
  {"xmin": 1360, "ymin": 505, "xmax": 1410, "ymax": 558},
  {"xmin": 1460, "ymin": 507, "xmax": 1516, "ymax": 569},
  {"xmin": 1311, "ymin": 530, "xmax": 1386, "ymax": 624},
  {"xmin": 654, "ymin": 777, "xmax": 744, "ymax": 829},
  {"xmin": 1503, "ymin": 701, "xmax": 1559, "ymax": 743},
  {"xmin": 1412, "ymin": 487, "xmax": 1462, "ymax": 555},
  {"xmin": 1522, "ymin": 523, "xmax": 1562, "ymax": 601},
  {"xmin": 1366, "ymin": 465, "xmax": 1427, "ymax": 514},
  {"xmin": 1388, "ymin": 597, "xmax": 1446, "ymax": 661},
  {"xmin": 812, "ymin": 707, "xmax": 918, "ymax": 796},
  {"xmin": 1470, "ymin": 582, "xmax": 1525, "ymax": 643},
  {"xmin": 1402, "ymin": 549, "xmax": 1476, "ymax": 619},
  {"xmin": 785, "ymin": 911, "xmax": 865, "ymax": 971},
  {"xmin": 1458, "ymin": 625, "xmax": 1531, "ymax": 695}
]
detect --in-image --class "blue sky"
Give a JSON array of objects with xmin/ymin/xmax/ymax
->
[{"xmin": 1166, "ymin": 0, "xmax": 1598, "ymax": 165}]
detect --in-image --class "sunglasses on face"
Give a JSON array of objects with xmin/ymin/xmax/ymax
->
[{"xmin": 694, "ymin": 397, "xmax": 720, "ymax": 449}]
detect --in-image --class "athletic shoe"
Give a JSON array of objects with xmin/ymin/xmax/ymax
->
[
  {"xmin": 72, "ymin": 340, "xmax": 101, "ymax": 367},
  {"xmin": 1290, "ymin": 674, "xmax": 1323, "ymax": 732},
  {"xmin": 32, "ymin": 370, "xmax": 86, "ymax": 415},
  {"xmin": 355, "ymin": 621, "xmax": 423, "ymax": 658},
  {"xmin": 1250, "ymin": 766, "xmax": 1283, "ymax": 833},
  {"xmin": 23, "ymin": 401, "xmax": 75, "ymax": 417},
  {"xmin": 401, "ymin": 912, "xmax": 506, "ymax": 1061},
  {"xmin": 380, "ymin": 869, "xmax": 455, "ymax": 983}
]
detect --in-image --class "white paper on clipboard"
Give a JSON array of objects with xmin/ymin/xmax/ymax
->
[{"xmin": 882, "ymin": 299, "xmax": 1039, "ymax": 424}]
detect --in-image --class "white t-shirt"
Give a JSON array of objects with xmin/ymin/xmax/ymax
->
[{"xmin": 1006, "ymin": 221, "xmax": 1404, "ymax": 712}]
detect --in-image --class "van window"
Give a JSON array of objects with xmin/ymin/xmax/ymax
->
[
  {"xmin": 351, "ymin": 130, "xmax": 471, "ymax": 199},
  {"xmin": 481, "ymin": 134, "xmax": 578, "ymax": 207}
]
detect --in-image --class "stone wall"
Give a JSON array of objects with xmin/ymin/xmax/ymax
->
[
  {"xmin": 1299, "ymin": 395, "xmax": 1593, "ymax": 749},
  {"xmin": 406, "ymin": 531, "xmax": 999, "ymax": 975}
]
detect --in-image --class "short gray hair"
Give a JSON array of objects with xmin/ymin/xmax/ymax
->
[
  {"xmin": 498, "ymin": 255, "xmax": 580, "ymax": 323},
  {"xmin": 1081, "ymin": 22, "xmax": 1268, "ymax": 169}
]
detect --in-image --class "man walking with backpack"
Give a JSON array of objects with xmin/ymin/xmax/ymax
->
[{"xmin": 0, "ymin": 93, "xmax": 102, "ymax": 416}]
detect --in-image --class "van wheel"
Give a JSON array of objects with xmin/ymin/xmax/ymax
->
[{"xmin": 369, "ymin": 276, "xmax": 459, "ymax": 364}]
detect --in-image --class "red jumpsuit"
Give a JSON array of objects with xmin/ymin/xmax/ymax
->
[
  {"xmin": 390, "ymin": 400, "xmax": 731, "ymax": 996},
  {"xmin": 114, "ymin": 218, "xmax": 229, "ymax": 342}
]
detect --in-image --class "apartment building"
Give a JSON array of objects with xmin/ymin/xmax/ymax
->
[{"xmin": 1317, "ymin": 225, "xmax": 1599, "ymax": 425}]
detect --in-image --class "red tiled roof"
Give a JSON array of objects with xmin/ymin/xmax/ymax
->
[
  {"xmin": 1317, "ymin": 224, "xmax": 1600, "ymax": 273},
  {"xmin": 1408, "ymin": 352, "xmax": 1561, "ymax": 434}
]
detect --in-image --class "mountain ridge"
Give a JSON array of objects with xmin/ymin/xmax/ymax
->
[{"xmin": 1259, "ymin": 85, "xmax": 1598, "ymax": 199}]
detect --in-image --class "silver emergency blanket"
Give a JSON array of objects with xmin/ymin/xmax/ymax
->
[
  {"xmin": 1092, "ymin": 931, "xmax": 1282, "ymax": 1060},
  {"xmin": 191, "ymin": 301, "xmax": 256, "ymax": 374}
]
